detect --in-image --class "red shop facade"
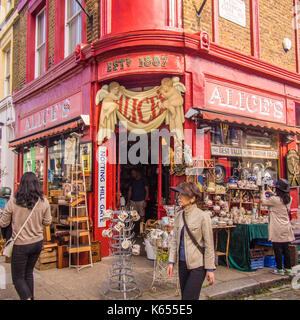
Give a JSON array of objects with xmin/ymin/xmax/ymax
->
[{"xmin": 11, "ymin": 1, "xmax": 300, "ymax": 258}]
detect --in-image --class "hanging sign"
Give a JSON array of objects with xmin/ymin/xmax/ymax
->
[
  {"xmin": 98, "ymin": 146, "xmax": 107, "ymax": 228},
  {"xmin": 211, "ymin": 145, "xmax": 279, "ymax": 159},
  {"xmin": 286, "ymin": 149, "xmax": 300, "ymax": 187},
  {"xmin": 95, "ymin": 77, "xmax": 186, "ymax": 145},
  {"xmin": 205, "ymin": 80, "xmax": 286, "ymax": 124}
]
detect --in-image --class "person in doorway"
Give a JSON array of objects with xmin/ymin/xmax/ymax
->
[
  {"xmin": 0, "ymin": 172, "xmax": 52, "ymax": 300},
  {"xmin": 127, "ymin": 169, "xmax": 149, "ymax": 227},
  {"xmin": 262, "ymin": 178, "xmax": 295, "ymax": 275},
  {"xmin": 167, "ymin": 182, "xmax": 215, "ymax": 300}
]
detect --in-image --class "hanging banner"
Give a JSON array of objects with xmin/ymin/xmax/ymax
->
[
  {"xmin": 95, "ymin": 77, "xmax": 186, "ymax": 145},
  {"xmin": 64, "ymin": 138, "xmax": 76, "ymax": 165},
  {"xmin": 98, "ymin": 146, "xmax": 107, "ymax": 228}
]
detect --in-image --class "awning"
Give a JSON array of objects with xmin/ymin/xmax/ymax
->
[
  {"xmin": 201, "ymin": 110, "xmax": 300, "ymax": 135},
  {"xmin": 9, "ymin": 119, "xmax": 83, "ymax": 149}
]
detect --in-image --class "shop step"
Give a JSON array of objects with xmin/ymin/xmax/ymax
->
[
  {"xmin": 70, "ymin": 198, "xmax": 85, "ymax": 207},
  {"xmin": 68, "ymin": 245, "xmax": 91, "ymax": 254},
  {"xmin": 215, "ymin": 251, "xmax": 226, "ymax": 256},
  {"xmin": 73, "ymin": 180, "xmax": 83, "ymax": 183}
]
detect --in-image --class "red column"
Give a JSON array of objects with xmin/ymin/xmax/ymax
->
[
  {"xmin": 212, "ymin": 0, "xmax": 219, "ymax": 43},
  {"xmin": 250, "ymin": 0, "xmax": 260, "ymax": 58},
  {"xmin": 294, "ymin": 0, "xmax": 300, "ymax": 73}
]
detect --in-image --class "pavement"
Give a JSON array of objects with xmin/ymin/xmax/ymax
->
[
  {"xmin": 0, "ymin": 252, "xmax": 297, "ymax": 300},
  {"xmin": 1, "ymin": 217, "xmax": 299, "ymax": 301}
]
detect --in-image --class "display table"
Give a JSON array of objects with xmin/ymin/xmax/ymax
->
[
  {"xmin": 213, "ymin": 225, "xmax": 236, "ymax": 268},
  {"xmin": 217, "ymin": 223, "xmax": 269, "ymax": 271}
]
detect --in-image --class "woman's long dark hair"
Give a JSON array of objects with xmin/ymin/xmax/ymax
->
[
  {"xmin": 276, "ymin": 188, "xmax": 291, "ymax": 205},
  {"xmin": 15, "ymin": 172, "xmax": 44, "ymax": 209}
]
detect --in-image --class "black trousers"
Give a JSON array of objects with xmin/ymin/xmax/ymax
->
[
  {"xmin": 11, "ymin": 240, "xmax": 43, "ymax": 300},
  {"xmin": 179, "ymin": 261, "xmax": 207, "ymax": 300},
  {"xmin": 272, "ymin": 242, "xmax": 291, "ymax": 270}
]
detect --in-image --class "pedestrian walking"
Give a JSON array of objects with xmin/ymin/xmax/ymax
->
[
  {"xmin": 262, "ymin": 178, "xmax": 295, "ymax": 276},
  {"xmin": 0, "ymin": 172, "xmax": 52, "ymax": 300},
  {"xmin": 167, "ymin": 182, "xmax": 215, "ymax": 300}
]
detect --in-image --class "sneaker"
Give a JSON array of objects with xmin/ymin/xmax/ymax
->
[
  {"xmin": 284, "ymin": 268, "xmax": 293, "ymax": 275},
  {"xmin": 271, "ymin": 268, "xmax": 284, "ymax": 275}
]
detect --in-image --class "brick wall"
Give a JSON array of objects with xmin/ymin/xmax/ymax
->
[
  {"xmin": 183, "ymin": 0, "xmax": 212, "ymax": 39},
  {"xmin": 86, "ymin": 0, "xmax": 100, "ymax": 43},
  {"xmin": 259, "ymin": 0, "xmax": 296, "ymax": 72},
  {"xmin": 48, "ymin": 0, "xmax": 55, "ymax": 69},
  {"xmin": 219, "ymin": 0, "xmax": 251, "ymax": 56},
  {"xmin": 183, "ymin": 0, "xmax": 298, "ymax": 72},
  {"xmin": 12, "ymin": 3, "xmax": 27, "ymax": 93}
]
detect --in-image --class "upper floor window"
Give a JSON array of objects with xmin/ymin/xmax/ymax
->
[
  {"xmin": 65, "ymin": 0, "xmax": 82, "ymax": 57},
  {"xmin": 6, "ymin": 0, "xmax": 12, "ymax": 14},
  {"xmin": 35, "ymin": 8, "xmax": 46, "ymax": 78},
  {"xmin": 4, "ymin": 48, "xmax": 11, "ymax": 96}
]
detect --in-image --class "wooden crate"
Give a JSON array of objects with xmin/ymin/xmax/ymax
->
[
  {"xmin": 35, "ymin": 261, "xmax": 57, "ymax": 271},
  {"xmin": 38, "ymin": 249, "xmax": 57, "ymax": 264},
  {"xmin": 91, "ymin": 241, "xmax": 101, "ymax": 263}
]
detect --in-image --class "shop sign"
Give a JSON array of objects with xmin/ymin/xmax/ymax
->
[
  {"xmin": 219, "ymin": 0, "xmax": 246, "ymax": 27},
  {"xmin": 98, "ymin": 146, "xmax": 107, "ymax": 228},
  {"xmin": 19, "ymin": 92, "xmax": 82, "ymax": 136},
  {"xmin": 98, "ymin": 53, "xmax": 184, "ymax": 78},
  {"xmin": 286, "ymin": 149, "xmax": 300, "ymax": 186},
  {"xmin": 206, "ymin": 81, "xmax": 286, "ymax": 124},
  {"xmin": 211, "ymin": 145, "xmax": 279, "ymax": 159}
]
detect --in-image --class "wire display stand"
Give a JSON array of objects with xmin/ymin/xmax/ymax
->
[
  {"xmin": 101, "ymin": 209, "xmax": 142, "ymax": 300},
  {"xmin": 150, "ymin": 244, "xmax": 180, "ymax": 295}
]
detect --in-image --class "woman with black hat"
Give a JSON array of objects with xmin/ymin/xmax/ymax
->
[
  {"xmin": 262, "ymin": 178, "xmax": 295, "ymax": 275},
  {"xmin": 167, "ymin": 182, "xmax": 215, "ymax": 300}
]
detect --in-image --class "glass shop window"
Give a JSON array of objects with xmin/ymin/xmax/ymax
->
[
  {"xmin": 23, "ymin": 146, "xmax": 45, "ymax": 188},
  {"xmin": 296, "ymin": 104, "xmax": 300, "ymax": 127},
  {"xmin": 35, "ymin": 8, "xmax": 46, "ymax": 78},
  {"xmin": 210, "ymin": 124, "xmax": 279, "ymax": 186},
  {"xmin": 48, "ymin": 137, "xmax": 78, "ymax": 193}
]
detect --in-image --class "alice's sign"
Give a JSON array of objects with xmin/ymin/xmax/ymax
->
[
  {"xmin": 211, "ymin": 145, "xmax": 279, "ymax": 159},
  {"xmin": 98, "ymin": 146, "xmax": 107, "ymax": 228},
  {"xmin": 19, "ymin": 92, "xmax": 82, "ymax": 136},
  {"xmin": 205, "ymin": 81, "xmax": 286, "ymax": 124}
]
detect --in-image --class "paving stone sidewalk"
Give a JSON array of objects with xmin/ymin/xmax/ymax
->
[{"xmin": 0, "ymin": 254, "xmax": 296, "ymax": 300}]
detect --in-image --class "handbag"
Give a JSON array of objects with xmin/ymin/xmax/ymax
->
[
  {"xmin": 182, "ymin": 212, "xmax": 205, "ymax": 255},
  {"xmin": 2, "ymin": 199, "xmax": 40, "ymax": 258}
]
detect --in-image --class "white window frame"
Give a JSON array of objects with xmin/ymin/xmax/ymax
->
[
  {"xmin": 65, "ymin": 0, "xmax": 82, "ymax": 57},
  {"xmin": 6, "ymin": 0, "xmax": 12, "ymax": 14},
  {"xmin": 35, "ymin": 8, "xmax": 46, "ymax": 78},
  {"xmin": 4, "ymin": 47, "xmax": 11, "ymax": 97}
]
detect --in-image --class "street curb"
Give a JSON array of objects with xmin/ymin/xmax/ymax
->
[{"xmin": 206, "ymin": 275, "xmax": 293, "ymax": 300}]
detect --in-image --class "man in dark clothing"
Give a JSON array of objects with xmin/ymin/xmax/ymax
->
[{"xmin": 127, "ymin": 169, "xmax": 149, "ymax": 227}]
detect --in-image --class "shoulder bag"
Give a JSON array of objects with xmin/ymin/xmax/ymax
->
[
  {"xmin": 182, "ymin": 212, "xmax": 205, "ymax": 255},
  {"xmin": 2, "ymin": 199, "xmax": 40, "ymax": 258}
]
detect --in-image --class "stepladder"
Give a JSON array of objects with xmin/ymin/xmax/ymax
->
[{"xmin": 68, "ymin": 162, "xmax": 93, "ymax": 271}]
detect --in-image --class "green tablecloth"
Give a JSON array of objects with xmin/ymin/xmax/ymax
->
[{"xmin": 217, "ymin": 224, "xmax": 269, "ymax": 272}]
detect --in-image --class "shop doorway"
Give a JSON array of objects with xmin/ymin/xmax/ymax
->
[{"xmin": 116, "ymin": 128, "xmax": 171, "ymax": 223}]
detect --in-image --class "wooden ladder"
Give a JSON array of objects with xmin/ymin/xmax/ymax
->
[{"xmin": 68, "ymin": 163, "xmax": 93, "ymax": 271}]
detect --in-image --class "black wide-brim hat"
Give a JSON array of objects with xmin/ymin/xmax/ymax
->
[
  {"xmin": 170, "ymin": 186, "xmax": 188, "ymax": 195},
  {"xmin": 275, "ymin": 178, "xmax": 290, "ymax": 193}
]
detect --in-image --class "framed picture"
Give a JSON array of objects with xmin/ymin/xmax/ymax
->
[{"xmin": 79, "ymin": 141, "xmax": 93, "ymax": 192}]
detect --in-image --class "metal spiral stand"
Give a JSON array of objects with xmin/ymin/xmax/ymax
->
[{"xmin": 101, "ymin": 210, "xmax": 142, "ymax": 300}]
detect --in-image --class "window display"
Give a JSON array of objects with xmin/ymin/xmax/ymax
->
[
  {"xmin": 48, "ymin": 138, "xmax": 79, "ymax": 191},
  {"xmin": 23, "ymin": 146, "xmax": 44, "ymax": 187}
]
